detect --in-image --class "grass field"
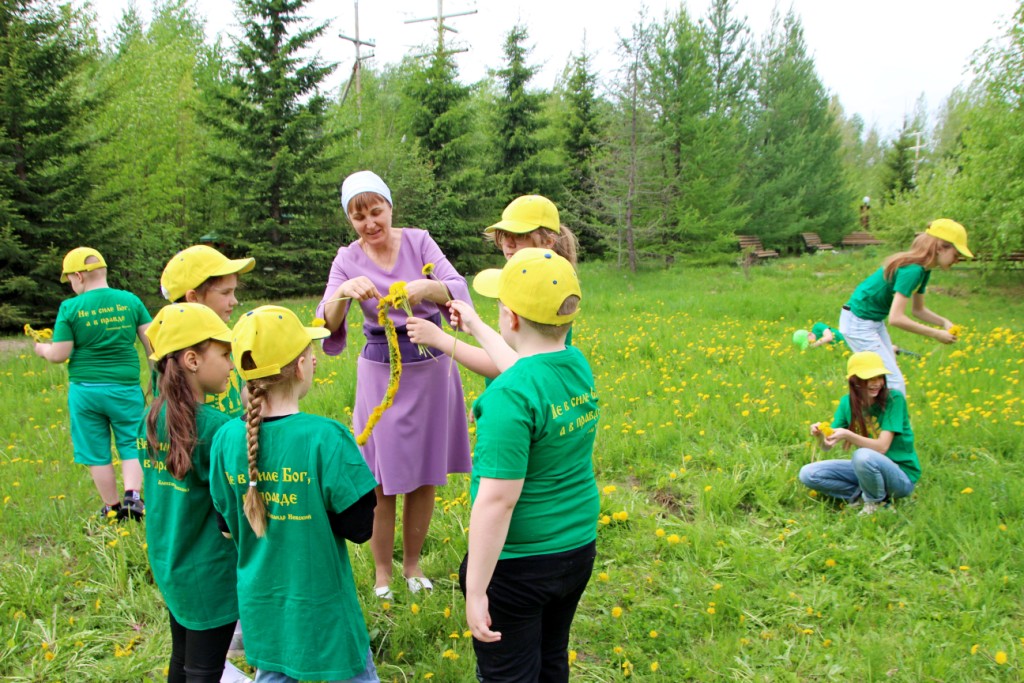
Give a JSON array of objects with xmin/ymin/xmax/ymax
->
[{"xmin": 1, "ymin": 251, "xmax": 1022, "ymax": 682}]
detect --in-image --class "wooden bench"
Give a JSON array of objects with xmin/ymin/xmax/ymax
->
[
  {"xmin": 841, "ymin": 231, "xmax": 884, "ymax": 247},
  {"xmin": 801, "ymin": 232, "xmax": 834, "ymax": 252},
  {"xmin": 737, "ymin": 235, "xmax": 779, "ymax": 261}
]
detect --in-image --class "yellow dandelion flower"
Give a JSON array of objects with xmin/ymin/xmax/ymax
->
[
  {"xmin": 611, "ymin": 606, "xmax": 623, "ymax": 618},
  {"xmin": 970, "ymin": 644, "xmax": 979, "ymax": 655},
  {"xmin": 995, "ymin": 651, "xmax": 1008, "ymax": 665},
  {"xmin": 655, "ymin": 528, "xmax": 665, "ymax": 538},
  {"xmin": 602, "ymin": 485, "xmax": 617, "ymax": 495},
  {"xmin": 444, "ymin": 606, "xmax": 451, "ymax": 618},
  {"xmin": 45, "ymin": 652, "xmax": 55, "ymax": 661},
  {"xmin": 311, "ymin": 317, "xmax": 326, "ymax": 328},
  {"xmin": 818, "ymin": 423, "xmax": 834, "ymax": 437},
  {"xmin": 824, "ymin": 558, "xmax": 837, "ymax": 568},
  {"xmin": 568, "ymin": 650, "xmax": 577, "ymax": 665},
  {"xmin": 650, "ymin": 662, "xmax": 659, "ymax": 672},
  {"xmin": 422, "ymin": 262, "xmax": 436, "ymax": 277},
  {"xmin": 959, "ymin": 565, "xmax": 969, "ymax": 571},
  {"xmin": 649, "ymin": 630, "xmax": 658, "ymax": 638},
  {"xmin": 598, "ymin": 572, "xmax": 609, "ymax": 582},
  {"xmin": 442, "ymin": 649, "xmax": 459, "ymax": 661},
  {"xmin": 948, "ymin": 324, "xmax": 963, "ymax": 337},
  {"xmin": 612, "ymin": 510, "xmax": 628, "ymax": 522},
  {"xmin": 667, "ymin": 534, "xmax": 681, "ymax": 544},
  {"xmin": 961, "ymin": 487, "xmax": 974, "ymax": 494},
  {"xmin": 704, "ymin": 485, "xmax": 712, "ymax": 492},
  {"xmin": 823, "ymin": 639, "xmax": 832, "ymax": 648},
  {"xmin": 410, "ymin": 603, "xmax": 421, "ymax": 615},
  {"xmin": 599, "ymin": 515, "xmax": 611, "ymax": 525},
  {"xmin": 706, "ymin": 607, "xmax": 716, "ymax": 615}
]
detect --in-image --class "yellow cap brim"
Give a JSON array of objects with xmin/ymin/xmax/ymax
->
[{"xmin": 472, "ymin": 269, "xmax": 502, "ymax": 298}]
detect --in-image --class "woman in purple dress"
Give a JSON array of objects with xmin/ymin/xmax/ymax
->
[{"xmin": 317, "ymin": 171, "xmax": 472, "ymax": 600}]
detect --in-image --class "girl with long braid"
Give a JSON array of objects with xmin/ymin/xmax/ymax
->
[
  {"xmin": 209, "ymin": 306, "xmax": 380, "ymax": 683},
  {"xmin": 138, "ymin": 303, "xmax": 238, "ymax": 683}
]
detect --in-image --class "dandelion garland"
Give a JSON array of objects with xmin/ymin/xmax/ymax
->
[
  {"xmin": 356, "ymin": 285, "xmax": 406, "ymax": 446},
  {"xmin": 23, "ymin": 324, "xmax": 53, "ymax": 343}
]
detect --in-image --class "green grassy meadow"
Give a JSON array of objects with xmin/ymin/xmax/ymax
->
[{"xmin": 2, "ymin": 251, "xmax": 1023, "ymax": 682}]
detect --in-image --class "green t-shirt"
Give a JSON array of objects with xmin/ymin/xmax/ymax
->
[
  {"xmin": 209, "ymin": 413, "xmax": 378, "ymax": 681},
  {"xmin": 484, "ymin": 326, "xmax": 574, "ymax": 389},
  {"xmin": 831, "ymin": 391, "xmax": 920, "ymax": 483},
  {"xmin": 846, "ymin": 265, "xmax": 931, "ymax": 322},
  {"xmin": 811, "ymin": 322, "xmax": 845, "ymax": 344},
  {"xmin": 137, "ymin": 403, "xmax": 238, "ymax": 630},
  {"xmin": 52, "ymin": 288, "xmax": 152, "ymax": 384},
  {"xmin": 205, "ymin": 365, "xmax": 244, "ymax": 418},
  {"xmin": 472, "ymin": 346, "xmax": 600, "ymax": 560}
]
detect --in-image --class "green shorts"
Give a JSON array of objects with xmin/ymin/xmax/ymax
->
[{"xmin": 68, "ymin": 383, "xmax": 144, "ymax": 466}]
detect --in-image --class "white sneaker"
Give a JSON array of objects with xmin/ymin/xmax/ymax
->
[
  {"xmin": 859, "ymin": 501, "xmax": 882, "ymax": 516},
  {"xmin": 846, "ymin": 497, "xmax": 863, "ymax": 509}
]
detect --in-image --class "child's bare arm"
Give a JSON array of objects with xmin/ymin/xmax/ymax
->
[
  {"xmin": 890, "ymin": 294, "xmax": 955, "ymax": 343},
  {"xmin": 34, "ymin": 341, "xmax": 73, "ymax": 363},
  {"xmin": 407, "ymin": 317, "xmax": 501, "ymax": 378},
  {"xmin": 825, "ymin": 428, "xmax": 894, "ymax": 454},
  {"xmin": 449, "ymin": 300, "xmax": 518, "ymax": 373},
  {"xmin": 465, "ymin": 477, "xmax": 524, "ymax": 643},
  {"xmin": 137, "ymin": 323, "xmax": 155, "ymax": 370}
]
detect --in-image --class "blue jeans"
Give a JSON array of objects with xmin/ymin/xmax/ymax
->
[
  {"xmin": 459, "ymin": 541, "xmax": 596, "ymax": 683},
  {"xmin": 838, "ymin": 308, "xmax": 906, "ymax": 397},
  {"xmin": 799, "ymin": 448, "xmax": 915, "ymax": 503},
  {"xmin": 254, "ymin": 649, "xmax": 378, "ymax": 683}
]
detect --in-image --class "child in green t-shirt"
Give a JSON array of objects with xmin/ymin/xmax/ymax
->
[
  {"xmin": 407, "ymin": 195, "xmax": 579, "ymax": 380},
  {"xmin": 160, "ymin": 245, "xmax": 255, "ymax": 418},
  {"xmin": 139, "ymin": 303, "xmax": 238, "ymax": 682},
  {"xmin": 839, "ymin": 219, "xmax": 971, "ymax": 396},
  {"xmin": 33, "ymin": 247, "xmax": 153, "ymax": 520},
  {"xmin": 209, "ymin": 306, "xmax": 380, "ymax": 683},
  {"xmin": 450, "ymin": 248, "xmax": 600, "ymax": 682},
  {"xmin": 801, "ymin": 351, "xmax": 920, "ymax": 516}
]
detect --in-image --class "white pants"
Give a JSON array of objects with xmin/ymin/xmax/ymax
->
[{"xmin": 838, "ymin": 308, "xmax": 906, "ymax": 397}]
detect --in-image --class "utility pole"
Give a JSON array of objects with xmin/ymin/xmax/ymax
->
[
  {"xmin": 338, "ymin": 0, "xmax": 375, "ymax": 126},
  {"xmin": 908, "ymin": 129, "xmax": 925, "ymax": 184},
  {"xmin": 405, "ymin": 0, "xmax": 477, "ymax": 58}
]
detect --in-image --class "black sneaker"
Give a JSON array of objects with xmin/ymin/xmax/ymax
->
[{"xmin": 122, "ymin": 492, "xmax": 145, "ymax": 520}]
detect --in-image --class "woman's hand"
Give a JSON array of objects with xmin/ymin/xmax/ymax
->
[
  {"xmin": 448, "ymin": 300, "xmax": 483, "ymax": 334},
  {"xmin": 407, "ymin": 317, "xmax": 446, "ymax": 348},
  {"xmin": 405, "ymin": 278, "xmax": 447, "ymax": 306},
  {"xmin": 810, "ymin": 422, "xmax": 822, "ymax": 437},
  {"xmin": 336, "ymin": 276, "xmax": 381, "ymax": 302},
  {"xmin": 934, "ymin": 328, "xmax": 956, "ymax": 344}
]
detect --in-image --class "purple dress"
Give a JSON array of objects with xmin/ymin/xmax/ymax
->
[{"xmin": 316, "ymin": 228, "xmax": 473, "ymax": 495}]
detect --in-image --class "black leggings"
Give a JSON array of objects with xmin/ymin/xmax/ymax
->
[{"xmin": 167, "ymin": 610, "xmax": 236, "ymax": 683}]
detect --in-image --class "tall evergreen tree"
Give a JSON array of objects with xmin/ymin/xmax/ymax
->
[
  {"xmin": 0, "ymin": 0, "xmax": 97, "ymax": 327},
  {"xmin": 492, "ymin": 24, "xmax": 546, "ymax": 201},
  {"xmin": 202, "ymin": 0, "xmax": 338, "ymax": 297},
  {"xmin": 880, "ymin": 117, "xmax": 919, "ymax": 202},
  {"xmin": 746, "ymin": 10, "xmax": 849, "ymax": 250},
  {"xmin": 560, "ymin": 45, "xmax": 606, "ymax": 258}
]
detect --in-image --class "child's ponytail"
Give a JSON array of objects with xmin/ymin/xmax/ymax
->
[
  {"xmin": 551, "ymin": 224, "xmax": 579, "ymax": 268},
  {"xmin": 243, "ymin": 376, "xmax": 269, "ymax": 538},
  {"xmin": 239, "ymin": 345, "xmax": 310, "ymax": 538},
  {"xmin": 147, "ymin": 350, "xmax": 203, "ymax": 480}
]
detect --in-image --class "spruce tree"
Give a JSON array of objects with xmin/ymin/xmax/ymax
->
[
  {"xmin": 492, "ymin": 24, "xmax": 545, "ymax": 201},
  {"xmin": 202, "ymin": 0, "xmax": 338, "ymax": 297},
  {"xmin": 746, "ymin": 9, "xmax": 849, "ymax": 251},
  {"xmin": 561, "ymin": 47, "xmax": 607, "ymax": 259},
  {"xmin": 0, "ymin": 0, "xmax": 97, "ymax": 327}
]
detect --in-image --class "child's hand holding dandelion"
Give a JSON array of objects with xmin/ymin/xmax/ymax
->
[
  {"xmin": 407, "ymin": 317, "xmax": 446, "ymax": 349},
  {"xmin": 446, "ymin": 300, "xmax": 483, "ymax": 335}
]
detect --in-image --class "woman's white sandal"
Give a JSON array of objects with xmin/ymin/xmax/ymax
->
[
  {"xmin": 374, "ymin": 585, "xmax": 394, "ymax": 600},
  {"xmin": 406, "ymin": 576, "xmax": 433, "ymax": 594}
]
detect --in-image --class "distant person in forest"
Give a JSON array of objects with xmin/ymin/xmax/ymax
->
[
  {"xmin": 407, "ymin": 195, "xmax": 581, "ymax": 382},
  {"xmin": 160, "ymin": 245, "xmax": 255, "ymax": 417},
  {"xmin": 838, "ymin": 219, "xmax": 971, "ymax": 396},
  {"xmin": 802, "ymin": 352, "xmax": 919, "ymax": 516},
  {"xmin": 33, "ymin": 247, "xmax": 152, "ymax": 520}
]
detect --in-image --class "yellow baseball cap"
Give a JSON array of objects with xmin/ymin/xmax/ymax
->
[
  {"xmin": 473, "ymin": 248, "xmax": 581, "ymax": 325},
  {"xmin": 61, "ymin": 247, "xmax": 107, "ymax": 282},
  {"xmin": 161, "ymin": 245, "xmax": 256, "ymax": 302},
  {"xmin": 846, "ymin": 352, "xmax": 892, "ymax": 380},
  {"xmin": 231, "ymin": 305, "xmax": 330, "ymax": 381},
  {"xmin": 925, "ymin": 218, "xmax": 973, "ymax": 258},
  {"xmin": 485, "ymin": 195, "xmax": 561, "ymax": 235},
  {"xmin": 146, "ymin": 303, "xmax": 233, "ymax": 361}
]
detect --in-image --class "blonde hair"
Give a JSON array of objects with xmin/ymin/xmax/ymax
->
[
  {"xmin": 239, "ymin": 346, "xmax": 310, "ymax": 538},
  {"xmin": 882, "ymin": 230, "xmax": 952, "ymax": 281},
  {"xmin": 489, "ymin": 224, "xmax": 580, "ymax": 268}
]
